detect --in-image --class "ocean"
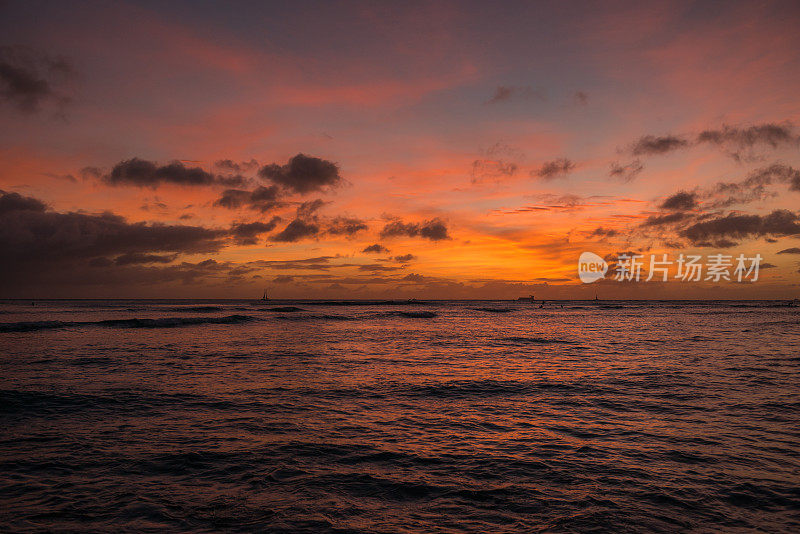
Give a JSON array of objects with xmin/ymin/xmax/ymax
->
[{"xmin": 1, "ymin": 299, "xmax": 798, "ymax": 532}]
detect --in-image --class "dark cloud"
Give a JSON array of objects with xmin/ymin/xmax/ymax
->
[
  {"xmin": 640, "ymin": 169, "xmax": 800, "ymax": 247},
  {"xmin": 777, "ymin": 247, "xmax": 800, "ymax": 254},
  {"xmin": 139, "ymin": 199, "xmax": 168, "ymax": 214},
  {"xmin": 104, "ymin": 158, "xmax": 217, "ymax": 188},
  {"xmin": 1, "ymin": 191, "xmax": 226, "ymax": 264},
  {"xmin": 380, "ymin": 218, "xmax": 450, "ymax": 241},
  {"xmin": 296, "ymin": 199, "xmax": 327, "ymax": 219},
  {"xmin": 705, "ymin": 164, "xmax": 800, "ymax": 207},
  {"xmin": 0, "ymin": 190, "xmax": 47, "ymax": 214},
  {"xmin": 708, "ymin": 182, "xmax": 774, "ymax": 208},
  {"xmin": 609, "ymin": 160, "xmax": 643, "ymax": 182},
  {"xmin": 80, "ymin": 166, "xmax": 103, "ymax": 179},
  {"xmin": 327, "ymin": 216, "xmax": 368, "ymax": 236},
  {"xmin": 470, "ymin": 143, "xmax": 522, "ymax": 183},
  {"xmin": 32, "ymin": 257, "xmax": 248, "ymax": 290},
  {"xmin": 363, "ymin": 244, "xmax": 389, "ymax": 253},
  {"xmin": 660, "ymin": 191, "xmax": 698, "ymax": 211},
  {"xmin": 215, "ymin": 174, "xmax": 251, "ymax": 187},
  {"xmin": 258, "ymin": 154, "xmax": 342, "ymax": 194},
  {"xmin": 249, "ymin": 186, "xmax": 283, "ymax": 210},
  {"xmin": 744, "ymin": 164, "xmax": 800, "ymax": 191},
  {"xmin": 417, "ymin": 219, "xmax": 449, "ymax": 240},
  {"xmin": 250, "ymin": 256, "xmax": 334, "ymax": 270},
  {"xmin": 679, "ymin": 209, "xmax": 800, "ymax": 245},
  {"xmin": 214, "ymin": 159, "xmax": 259, "ymax": 173},
  {"xmin": 640, "ymin": 212, "xmax": 691, "ymax": 227},
  {"xmin": 471, "ymin": 159, "xmax": 517, "ymax": 182},
  {"xmin": 533, "ymin": 158, "xmax": 575, "ymax": 180},
  {"xmin": 230, "ymin": 217, "xmax": 281, "ymax": 245},
  {"xmin": 213, "ymin": 186, "xmax": 283, "ymax": 212},
  {"xmin": 88, "ymin": 257, "xmax": 113, "ymax": 268},
  {"xmin": 488, "ymin": 86, "xmax": 513, "ymax": 102},
  {"xmin": 114, "ymin": 253, "xmax": 177, "ymax": 265},
  {"xmin": 286, "ymin": 197, "xmax": 367, "ymax": 239},
  {"xmin": 100, "ymin": 158, "xmax": 258, "ymax": 189},
  {"xmin": 486, "ymin": 85, "xmax": 545, "ymax": 103},
  {"xmin": 508, "ymin": 194, "xmax": 612, "ymax": 214},
  {"xmin": 214, "ymin": 189, "xmax": 251, "ymax": 209},
  {"xmin": 630, "ymin": 135, "xmax": 690, "ymax": 156},
  {"xmin": 0, "ymin": 191, "xmax": 229, "ymax": 288},
  {"xmin": 590, "ymin": 227, "xmax": 618, "ymax": 237},
  {"xmin": 0, "ymin": 46, "xmax": 73, "ymax": 113},
  {"xmin": 697, "ymin": 123, "xmax": 799, "ymax": 150},
  {"xmin": 379, "ymin": 221, "xmax": 417, "ymax": 239},
  {"xmin": 270, "ymin": 219, "xmax": 320, "ymax": 242},
  {"xmin": 46, "ymin": 172, "xmax": 78, "ymax": 183},
  {"xmin": 694, "ymin": 239, "xmax": 739, "ymax": 248},
  {"xmin": 625, "ymin": 123, "xmax": 799, "ymax": 164},
  {"xmin": 393, "ymin": 254, "xmax": 416, "ymax": 263},
  {"xmin": 358, "ymin": 264, "xmax": 401, "ymax": 272}
]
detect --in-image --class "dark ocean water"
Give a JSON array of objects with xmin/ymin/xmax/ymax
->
[{"xmin": 1, "ymin": 299, "xmax": 799, "ymax": 532}]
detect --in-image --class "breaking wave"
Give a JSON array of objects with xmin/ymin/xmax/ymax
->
[
  {"xmin": 276, "ymin": 310, "xmax": 438, "ymax": 322},
  {"xmin": 0, "ymin": 314, "xmax": 257, "ymax": 333}
]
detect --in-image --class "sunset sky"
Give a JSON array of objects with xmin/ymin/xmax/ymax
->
[{"xmin": 2, "ymin": 0, "xmax": 800, "ymax": 298}]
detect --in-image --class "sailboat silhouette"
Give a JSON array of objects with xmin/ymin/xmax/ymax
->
[{"xmin": 261, "ymin": 289, "xmax": 269, "ymax": 301}]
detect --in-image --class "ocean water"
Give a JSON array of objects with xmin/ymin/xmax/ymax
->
[{"xmin": 1, "ymin": 299, "xmax": 799, "ymax": 532}]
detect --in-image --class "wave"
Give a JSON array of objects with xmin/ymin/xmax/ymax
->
[
  {"xmin": 277, "ymin": 310, "xmax": 438, "ymax": 322},
  {"xmin": 167, "ymin": 306, "xmax": 224, "ymax": 312},
  {"xmin": 471, "ymin": 307, "xmax": 513, "ymax": 313},
  {"xmin": 96, "ymin": 315, "xmax": 256, "ymax": 328},
  {"xmin": 0, "ymin": 320, "xmax": 72, "ymax": 333},
  {"xmin": 498, "ymin": 336, "xmax": 574, "ymax": 344},
  {"xmin": 376, "ymin": 311, "xmax": 438, "ymax": 319},
  {"xmin": 265, "ymin": 306, "xmax": 305, "ymax": 312},
  {"xmin": 276, "ymin": 314, "xmax": 360, "ymax": 322},
  {"xmin": 397, "ymin": 311, "xmax": 437, "ymax": 318},
  {"xmin": 397, "ymin": 379, "xmax": 594, "ymax": 399},
  {"xmin": 756, "ymin": 319, "xmax": 800, "ymax": 326},
  {"xmin": 0, "ymin": 314, "xmax": 257, "ymax": 333},
  {"xmin": 299, "ymin": 300, "xmax": 430, "ymax": 306}
]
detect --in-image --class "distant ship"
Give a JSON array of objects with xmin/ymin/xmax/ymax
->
[
  {"xmin": 261, "ymin": 289, "xmax": 270, "ymax": 301},
  {"xmin": 517, "ymin": 295, "xmax": 535, "ymax": 302}
]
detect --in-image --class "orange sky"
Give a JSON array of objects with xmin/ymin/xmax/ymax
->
[{"xmin": 1, "ymin": 0, "xmax": 799, "ymax": 298}]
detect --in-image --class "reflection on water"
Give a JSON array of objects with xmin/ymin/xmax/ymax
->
[{"xmin": 1, "ymin": 300, "xmax": 799, "ymax": 532}]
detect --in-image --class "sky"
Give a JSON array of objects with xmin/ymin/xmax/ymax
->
[{"xmin": 1, "ymin": 0, "xmax": 800, "ymax": 299}]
